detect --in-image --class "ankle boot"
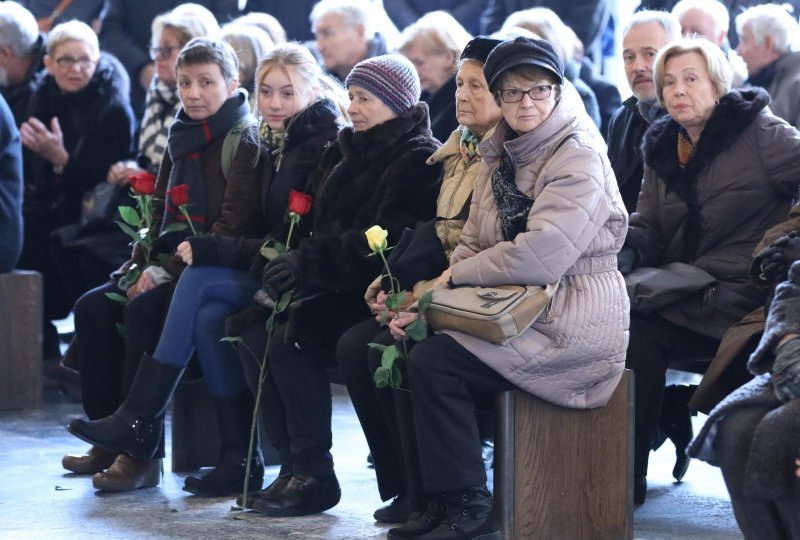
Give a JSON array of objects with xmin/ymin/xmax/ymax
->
[
  {"xmin": 252, "ymin": 473, "xmax": 341, "ymax": 517},
  {"xmin": 410, "ymin": 485, "xmax": 499, "ymax": 540},
  {"xmin": 62, "ymin": 446, "xmax": 117, "ymax": 474},
  {"xmin": 388, "ymin": 495, "xmax": 446, "ymax": 539},
  {"xmin": 236, "ymin": 470, "xmax": 292, "ymax": 509},
  {"xmin": 183, "ymin": 392, "xmax": 265, "ymax": 497},
  {"xmin": 67, "ymin": 354, "xmax": 184, "ymax": 459},
  {"xmin": 92, "ymin": 454, "xmax": 162, "ymax": 492}
]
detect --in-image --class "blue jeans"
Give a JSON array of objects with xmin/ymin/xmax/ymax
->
[{"xmin": 153, "ymin": 265, "xmax": 259, "ymax": 397}]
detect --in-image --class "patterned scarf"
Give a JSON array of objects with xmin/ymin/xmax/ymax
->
[
  {"xmin": 138, "ymin": 78, "xmax": 180, "ymax": 174},
  {"xmin": 677, "ymin": 128, "xmax": 693, "ymax": 170},
  {"xmin": 163, "ymin": 90, "xmax": 249, "ymax": 232},
  {"xmin": 459, "ymin": 127, "xmax": 481, "ymax": 164},
  {"xmin": 260, "ymin": 123, "xmax": 288, "ymax": 171},
  {"xmin": 491, "ymin": 149, "xmax": 534, "ymax": 241}
]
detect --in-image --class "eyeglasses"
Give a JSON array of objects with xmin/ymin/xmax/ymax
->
[
  {"xmin": 55, "ymin": 56, "xmax": 97, "ymax": 69},
  {"xmin": 149, "ymin": 46, "xmax": 177, "ymax": 60},
  {"xmin": 499, "ymin": 85, "xmax": 556, "ymax": 103}
]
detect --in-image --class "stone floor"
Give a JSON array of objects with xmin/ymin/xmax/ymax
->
[{"xmin": 0, "ymin": 375, "xmax": 744, "ymax": 540}]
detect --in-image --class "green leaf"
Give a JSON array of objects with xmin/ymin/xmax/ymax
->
[
  {"xmin": 390, "ymin": 363, "xmax": 403, "ymax": 387},
  {"xmin": 386, "ymin": 291, "xmax": 407, "ymax": 311},
  {"xmin": 275, "ymin": 291, "xmax": 293, "ymax": 313},
  {"xmin": 104, "ymin": 292, "xmax": 129, "ymax": 305},
  {"xmin": 220, "ymin": 336, "xmax": 243, "ymax": 344},
  {"xmin": 417, "ymin": 289, "xmax": 434, "ymax": 315},
  {"xmin": 161, "ymin": 222, "xmax": 188, "ymax": 234},
  {"xmin": 272, "ymin": 241, "xmax": 286, "ymax": 254},
  {"xmin": 115, "ymin": 323, "xmax": 127, "ymax": 338},
  {"xmin": 366, "ymin": 342, "xmax": 387, "ymax": 352},
  {"xmin": 381, "ymin": 344, "xmax": 400, "ymax": 368},
  {"xmin": 155, "ymin": 253, "xmax": 170, "ymax": 265},
  {"xmin": 259, "ymin": 246, "xmax": 282, "ymax": 261},
  {"xmin": 115, "ymin": 220, "xmax": 140, "ymax": 241},
  {"xmin": 405, "ymin": 319, "xmax": 428, "ymax": 342},
  {"xmin": 118, "ymin": 206, "xmax": 141, "ymax": 227},
  {"xmin": 124, "ymin": 266, "xmax": 141, "ymax": 285},
  {"xmin": 373, "ymin": 366, "xmax": 390, "ymax": 388}
]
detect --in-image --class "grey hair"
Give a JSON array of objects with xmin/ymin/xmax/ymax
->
[
  {"xmin": 735, "ymin": 4, "xmax": 800, "ymax": 55},
  {"xmin": 151, "ymin": 3, "xmax": 220, "ymax": 49},
  {"xmin": 672, "ymin": 0, "xmax": 730, "ymax": 37},
  {"xmin": 46, "ymin": 20, "xmax": 100, "ymax": 57},
  {"xmin": 310, "ymin": 0, "xmax": 374, "ymax": 35},
  {"xmin": 623, "ymin": 10, "xmax": 682, "ymax": 42},
  {"xmin": 0, "ymin": 1, "xmax": 38, "ymax": 56},
  {"xmin": 397, "ymin": 11, "xmax": 471, "ymax": 71},
  {"xmin": 499, "ymin": 8, "xmax": 573, "ymax": 63}
]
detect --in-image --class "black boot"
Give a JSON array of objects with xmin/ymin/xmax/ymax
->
[
  {"xmin": 251, "ymin": 473, "xmax": 341, "ymax": 517},
  {"xmin": 183, "ymin": 392, "xmax": 265, "ymax": 497},
  {"xmin": 403, "ymin": 485, "xmax": 499, "ymax": 540},
  {"xmin": 67, "ymin": 354, "xmax": 183, "ymax": 459},
  {"xmin": 388, "ymin": 496, "xmax": 446, "ymax": 539},
  {"xmin": 659, "ymin": 385, "xmax": 697, "ymax": 482}
]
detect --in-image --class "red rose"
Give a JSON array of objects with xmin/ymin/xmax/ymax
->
[
  {"xmin": 287, "ymin": 190, "xmax": 313, "ymax": 216},
  {"xmin": 130, "ymin": 172, "xmax": 156, "ymax": 195},
  {"xmin": 167, "ymin": 184, "xmax": 190, "ymax": 206}
]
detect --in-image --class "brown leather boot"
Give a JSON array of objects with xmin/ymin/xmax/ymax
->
[
  {"xmin": 62, "ymin": 446, "xmax": 117, "ymax": 474},
  {"xmin": 92, "ymin": 455, "xmax": 162, "ymax": 492}
]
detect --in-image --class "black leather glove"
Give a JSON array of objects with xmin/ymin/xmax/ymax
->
[
  {"xmin": 755, "ymin": 234, "xmax": 800, "ymax": 284},
  {"xmin": 617, "ymin": 246, "xmax": 638, "ymax": 276},
  {"xmin": 261, "ymin": 253, "xmax": 299, "ymax": 301},
  {"xmin": 772, "ymin": 336, "xmax": 800, "ymax": 402}
]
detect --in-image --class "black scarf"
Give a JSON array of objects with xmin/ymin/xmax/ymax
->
[
  {"xmin": 746, "ymin": 60, "xmax": 778, "ymax": 91},
  {"xmin": 163, "ymin": 90, "xmax": 249, "ymax": 231},
  {"xmin": 491, "ymin": 149, "xmax": 534, "ymax": 241}
]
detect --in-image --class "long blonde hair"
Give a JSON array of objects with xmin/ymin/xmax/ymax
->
[{"xmin": 254, "ymin": 42, "xmax": 350, "ymax": 127}]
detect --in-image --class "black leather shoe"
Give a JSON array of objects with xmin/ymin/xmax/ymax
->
[
  {"xmin": 251, "ymin": 473, "xmax": 341, "ymax": 517},
  {"xmin": 388, "ymin": 496, "xmax": 446, "ymax": 539},
  {"xmin": 374, "ymin": 493, "xmax": 422, "ymax": 524},
  {"xmin": 405, "ymin": 486, "xmax": 499, "ymax": 540},
  {"xmin": 236, "ymin": 473, "xmax": 291, "ymax": 509},
  {"xmin": 634, "ymin": 476, "xmax": 647, "ymax": 506},
  {"xmin": 184, "ymin": 456, "xmax": 264, "ymax": 497}
]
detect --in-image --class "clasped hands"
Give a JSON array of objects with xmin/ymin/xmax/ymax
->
[
  {"xmin": 261, "ymin": 253, "xmax": 299, "ymax": 301},
  {"xmin": 371, "ymin": 268, "xmax": 452, "ymax": 340}
]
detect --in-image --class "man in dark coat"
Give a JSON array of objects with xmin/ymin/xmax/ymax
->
[
  {"xmin": 0, "ymin": 94, "xmax": 23, "ymax": 273},
  {"xmin": 0, "ymin": 2, "xmax": 46, "ymax": 126},
  {"xmin": 606, "ymin": 11, "xmax": 680, "ymax": 213},
  {"xmin": 99, "ymin": 0, "xmax": 239, "ymax": 120}
]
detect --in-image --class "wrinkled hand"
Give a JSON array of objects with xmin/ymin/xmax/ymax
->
[
  {"xmin": 617, "ymin": 246, "xmax": 638, "ymax": 275},
  {"xmin": 127, "ymin": 270, "xmax": 156, "ymax": 300},
  {"xmin": 107, "ymin": 160, "xmax": 144, "ymax": 186},
  {"xmin": 389, "ymin": 311, "xmax": 417, "ymax": 341},
  {"xmin": 371, "ymin": 290, "xmax": 389, "ymax": 321},
  {"xmin": 772, "ymin": 336, "xmax": 800, "ymax": 402},
  {"xmin": 176, "ymin": 241, "xmax": 193, "ymax": 265},
  {"xmin": 261, "ymin": 254, "xmax": 298, "ymax": 301},
  {"xmin": 756, "ymin": 234, "xmax": 800, "ymax": 284},
  {"xmin": 20, "ymin": 117, "xmax": 68, "ymax": 166}
]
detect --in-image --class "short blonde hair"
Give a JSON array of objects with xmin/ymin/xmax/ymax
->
[
  {"xmin": 152, "ymin": 3, "xmax": 220, "ymax": 48},
  {"xmin": 221, "ymin": 23, "xmax": 274, "ymax": 89},
  {"xmin": 46, "ymin": 20, "xmax": 99, "ymax": 57},
  {"xmin": 653, "ymin": 37, "xmax": 732, "ymax": 107},
  {"xmin": 233, "ymin": 12, "xmax": 287, "ymax": 45},
  {"xmin": 397, "ymin": 11, "xmax": 471, "ymax": 67}
]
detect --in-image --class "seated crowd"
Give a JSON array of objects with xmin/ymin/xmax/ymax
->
[{"xmin": 1, "ymin": 1, "xmax": 800, "ymax": 539}]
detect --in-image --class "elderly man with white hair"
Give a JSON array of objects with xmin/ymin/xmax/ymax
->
[
  {"xmin": 672, "ymin": 0, "xmax": 747, "ymax": 85},
  {"xmin": 309, "ymin": 0, "xmax": 393, "ymax": 82},
  {"xmin": 606, "ymin": 10, "xmax": 680, "ymax": 213},
  {"xmin": 0, "ymin": 1, "xmax": 46, "ymax": 125},
  {"xmin": 736, "ymin": 4, "xmax": 800, "ymax": 128}
]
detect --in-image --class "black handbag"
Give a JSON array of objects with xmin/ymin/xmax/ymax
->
[
  {"xmin": 625, "ymin": 262, "xmax": 718, "ymax": 313},
  {"xmin": 80, "ymin": 182, "xmax": 128, "ymax": 229}
]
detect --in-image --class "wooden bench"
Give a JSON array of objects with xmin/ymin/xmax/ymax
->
[
  {"xmin": 0, "ymin": 271, "xmax": 43, "ymax": 410},
  {"xmin": 494, "ymin": 369, "xmax": 633, "ymax": 540}
]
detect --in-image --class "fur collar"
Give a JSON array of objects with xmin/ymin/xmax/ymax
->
[
  {"xmin": 337, "ymin": 102, "xmax": 431, "ymax": 163},
  {"xmin": 643, "ymin": 88, "xmax": 770, "ymax": 193}
]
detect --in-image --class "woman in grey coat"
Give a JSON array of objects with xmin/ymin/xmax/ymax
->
[
  {"xmin": 385, "ymin": 36, "xmax": 628, "ymax": 540},
  {"xmin": 620, "ymin": 37, "xmax": 800, "ymax": 505}
]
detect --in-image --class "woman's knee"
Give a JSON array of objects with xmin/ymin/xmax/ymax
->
[{"xmin": 74, "ymin": 283, "xmax": 121, "ymax": 331}]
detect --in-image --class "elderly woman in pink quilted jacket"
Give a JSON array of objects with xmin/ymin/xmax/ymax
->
[{"xmin": 383, "ymin": 36, "xmax": 629, "ymax": 540}]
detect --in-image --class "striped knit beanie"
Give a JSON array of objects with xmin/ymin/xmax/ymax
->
[{"xmin": 345, "ymin": 54, "xmax": 421, "ymax": 114}]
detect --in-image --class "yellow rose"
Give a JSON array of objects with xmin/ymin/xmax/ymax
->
[{"xmin": 365, "ymin": 225, "xmax": 388, "ymax": 252}]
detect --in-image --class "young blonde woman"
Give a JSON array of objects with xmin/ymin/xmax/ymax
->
[{"xmin": 67, "ymin": 42, "xmax": 348, "ymax": 498}]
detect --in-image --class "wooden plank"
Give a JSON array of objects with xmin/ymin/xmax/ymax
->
[
  {"xmin": 0, "ymin": 271, "xmax": 43, "ymax": 410},
  {"xmin": 497, "ymin": 370, "xmax": 633, "ymax": 540}
]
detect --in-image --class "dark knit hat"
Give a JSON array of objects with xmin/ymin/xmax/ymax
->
[
  {"xmin": 345, "ymin": 54, "xmax": 421, "ymax": 114},
  {"xmin": 460, "ymin": 36, "xmax": 503, "ymax": 64},
  {"xmin": 483, "ymin": 36, "xmax": 564, "ymax": 92}
]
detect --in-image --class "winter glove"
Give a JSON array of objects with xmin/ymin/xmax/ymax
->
[
  {"xmin": 755, "ymin": 233, "xmax": 800, "ymax": 285},
  {"xmin": 772, "ymin": 336, "xmax": 800, "ymax": 402},
  {"xmin": 261, "ymin": 253, "xmax": 299, "ymax": 301},
  {"xmin": 617, "ymin": 246, "xmax": 638, "ymax": 276}
]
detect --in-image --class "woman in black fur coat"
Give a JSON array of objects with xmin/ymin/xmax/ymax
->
[
  {"xmin": 618, "ymin": 38, "xmax": 800, "ymax": 505},
  {"xmin": 238, "ymin": 54, "xmax": 443, "ymax": 517}
]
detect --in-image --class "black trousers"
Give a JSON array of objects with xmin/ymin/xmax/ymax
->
[
  {"xmin": 337, "ymin": 318, "xmax": 424, "ymax": 502},
  {"xmin": 625, "ymin": 313, "xmax": 720, "ymax": 478},
  {"xmin": 715, "ymin": 406, "xmax": 800, "ymax": 540},
  {"xmin": 406, "ymin": 334, "xmax": 513, "ymax": 493},
  {"xmin": 239, "ymin": 320, "xmax": 334, "ymax": 478},
  {"xmin": 73, "ymin": 280, "xmax": 169, "ymax": 457}
]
